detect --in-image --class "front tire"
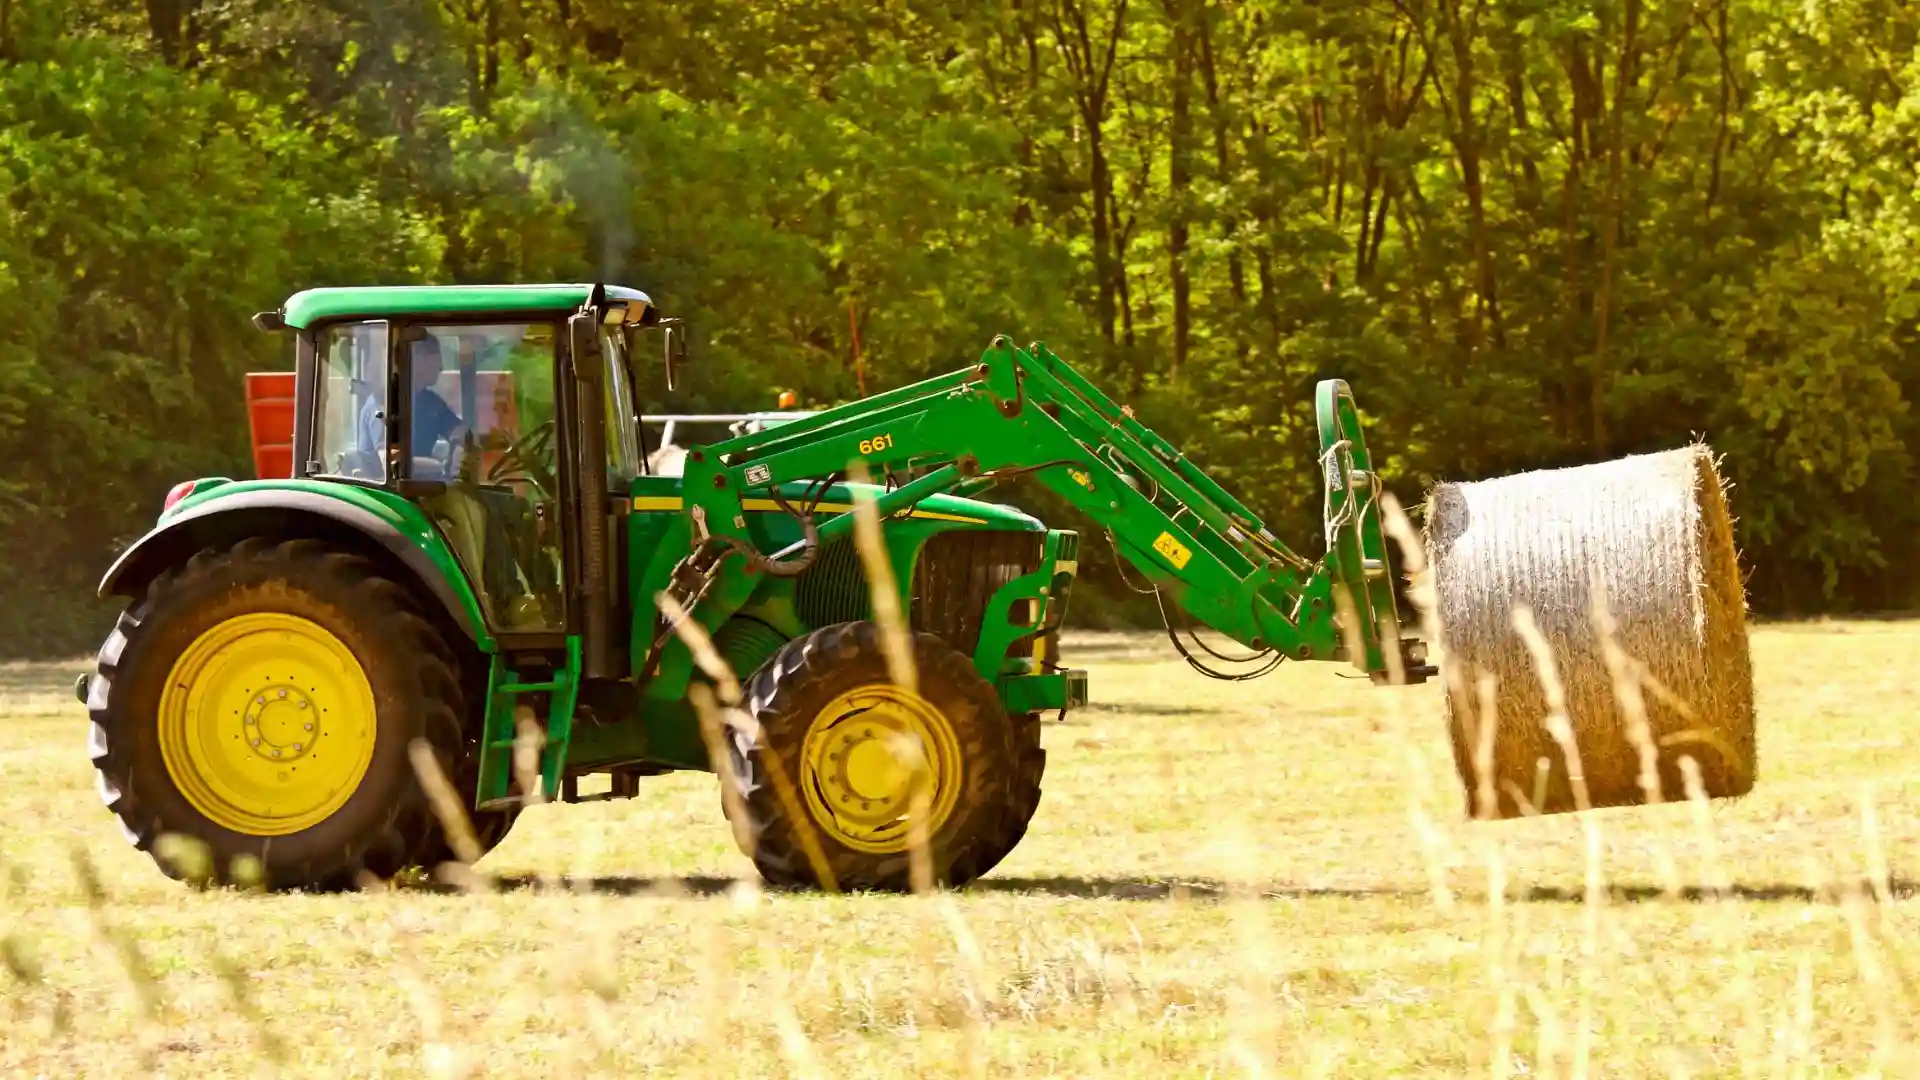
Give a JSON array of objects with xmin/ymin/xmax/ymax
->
[
  {"xmin": 725, "ymin": 621, "xmax": 1018, "ymax": 891},
  {"xmin": 965, "ymin": 709, "xmax": 1046, "ymax": 880},
  {"xmin": 86, "ymin": 538, "xmax": 506, "ymax": 890}
]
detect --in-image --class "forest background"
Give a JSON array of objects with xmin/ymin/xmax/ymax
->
[{"xmin": 3, "ymin": 0, "xmax": 1915, "ymax": 657}]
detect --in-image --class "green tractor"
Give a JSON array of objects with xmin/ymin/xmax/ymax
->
[{"xmin": 80, "ymin": 283, "xmax": 1431, "ymax": 892}]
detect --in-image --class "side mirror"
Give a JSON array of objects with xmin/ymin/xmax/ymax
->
[
  {"xmin": 658, "ymin": 318, "xmax": 689, "ymax": 393},
  {"xmin": 568, "ymin": 309, "xmax": 602, "ymax": 383}
]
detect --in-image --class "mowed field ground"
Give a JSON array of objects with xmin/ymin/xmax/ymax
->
[{"xmin": 3, "ymin": 621, "xmax": 1920, "ymax": 1078}]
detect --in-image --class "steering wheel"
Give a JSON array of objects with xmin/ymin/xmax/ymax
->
[{"xmin": 485, "ymin": 419, "xmax": 558, "ymax": 497}]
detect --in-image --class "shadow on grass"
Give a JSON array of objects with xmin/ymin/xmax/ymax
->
[
  {"xmin": 474, "ymin": 874, "xmax": 741, "ymax": 897},
  {"xmin": 455, "ymin": 872, "xmax": 1918, "ymax": 904},
  {"xmin": 1075, "ymin": 702, "xmax": 1211, "ymax": 717},
  {"xmin": 970, "ymin": 876, "xmax": 1920, "ymax": 903}
]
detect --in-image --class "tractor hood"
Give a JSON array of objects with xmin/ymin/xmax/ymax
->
[
  {"xmin": 794, "ymin": 481, "xmax": 1042, "ymax": 530},
  {"xmin": 631, "ymin": 478, "xmax": 1042, "ymax": 530}
]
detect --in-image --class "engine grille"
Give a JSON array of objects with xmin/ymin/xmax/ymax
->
[
  {"xmin": 793, "ymin": 528, "xmax": 1056, "ymax": 659},
  {"xmin": 909, "ymin": 529, "xmax": 1047, "ymax": 657}
]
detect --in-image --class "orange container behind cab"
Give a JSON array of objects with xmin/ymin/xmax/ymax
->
[
  {"xmin": 244, "ymin": 371, "xmax": 523, "ymax": 481},
  {"xmin": 245, "ymin": 372, "xmax": 297, "ymax": 479}
]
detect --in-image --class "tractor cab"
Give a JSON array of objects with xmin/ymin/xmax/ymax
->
[
  {"xmin": 243, "ymin": 285, "xmax": 672, "ymax": 652},
  {"xmin": 318, "ymin": 318, "xmax": 579, "ymax": 634}
]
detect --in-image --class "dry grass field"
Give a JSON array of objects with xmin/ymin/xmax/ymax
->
[{"xmin": 3, "ymin": 620, "xmax": 1919, "ymax": 1078}]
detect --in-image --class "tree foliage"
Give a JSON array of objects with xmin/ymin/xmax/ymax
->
[{"xmin": 3, "ymin": 0, "xmax": 1917, "ymax": 656}]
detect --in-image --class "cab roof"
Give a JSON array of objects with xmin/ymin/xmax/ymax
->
[{"xmin": 278, "ymin": 284, "xmax": 655, "ymax": 330}]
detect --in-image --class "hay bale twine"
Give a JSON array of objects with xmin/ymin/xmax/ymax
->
[{"xmin": 1425, "ymin": 444, "xmax": 1755, "ymax": 819}]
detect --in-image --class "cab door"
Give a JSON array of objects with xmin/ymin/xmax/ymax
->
[{"xmin": 401, "ymin": 320, "xmax": 568, "ymax": 636}]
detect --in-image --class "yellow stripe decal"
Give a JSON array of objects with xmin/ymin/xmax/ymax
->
[{"xmin": 625, "ymin": 495, "xmax": 986, "ymax": 525}]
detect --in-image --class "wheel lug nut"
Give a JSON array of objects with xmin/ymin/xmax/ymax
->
[
  {"xmin": 272, "ymin": 749, "xmax": 282, "ymax": 758},
  {"xmin": 304, "ymin": 723, "xmax": 313, "ymax": 731},
  {"xmin": 250, "ymin": 739, "xmax": 260, "ymax": 748},
  {"xmin": 278, "ymin": 689, "xmax": 288, "ymax": 699}
]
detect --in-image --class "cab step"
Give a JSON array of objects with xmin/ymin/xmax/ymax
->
[{"xmin": 473, "ymin": 637, "xmax": 582, "ymax": 811}]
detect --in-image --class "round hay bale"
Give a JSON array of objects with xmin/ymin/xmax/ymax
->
[
  {"xmin": 648, "ymin": 443, "xmax": 688, "ymax": 477},
  {"xmin": 1424, "ymin": 443, "xmax": 1755, "ymax": 819}
]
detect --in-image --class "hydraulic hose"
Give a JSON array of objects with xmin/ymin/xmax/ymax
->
[{"xmin": 697, "ymin": 473, "xmax": 838, "ymax": 579}]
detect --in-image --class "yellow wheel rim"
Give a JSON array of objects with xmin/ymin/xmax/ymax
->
[
  {"xmin": 158, "ymin": 613, "xmax": 378, "ymax": 836},
  {"xmin": 799, "ymin": 684, "xmax": 963, "ymax": 855}
]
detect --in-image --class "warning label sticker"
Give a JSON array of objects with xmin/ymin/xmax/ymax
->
[{"xmin": 1153, "ymin": 531, "xmax": 1192, "ymax": 570}]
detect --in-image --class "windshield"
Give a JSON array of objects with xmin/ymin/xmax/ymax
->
[
  {"xmin": 313, "ymin": 320, "xmax": 390, "ymax": 482},
  {"xmin": 601, "ymin": 325, "xmax": 644, "ymax": 483}
]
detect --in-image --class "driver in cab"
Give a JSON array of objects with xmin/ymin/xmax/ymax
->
[
  {"xmin": 408, "ymin": 335, "xmax": 465, "ymax": 459},
  {"xmin": 359, "ymin": 334, "xmax": 465, "ymax": 476}
]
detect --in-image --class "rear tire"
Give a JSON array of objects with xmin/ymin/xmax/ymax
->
[
  {"xmin": 724, "ymin": 621, "xmax": 1017, "ymax": 891},
  {"xmin": 85, "ymin": 538, "xmax": 509, "ymax": 890}
]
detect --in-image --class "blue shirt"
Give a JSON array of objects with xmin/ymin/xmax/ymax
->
[
  {"xmin": 358, "ymin": 389, "xmax": 464, "ymax": 460},
  {"xmin": 411, "ymin": 389, "xmax": 463, "ymax": 456}
]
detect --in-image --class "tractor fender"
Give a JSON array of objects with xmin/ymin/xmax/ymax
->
[{"xmin": 97, "ymin": 488, "xmax": 486, "ymax": 644}]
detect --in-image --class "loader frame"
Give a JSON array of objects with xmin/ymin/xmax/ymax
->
[{"xmin": 650, "ymin": 335, "xmax": 1428, "ymax": 684}]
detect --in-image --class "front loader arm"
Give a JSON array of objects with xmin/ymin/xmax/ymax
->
[{"xmin": 672, "ymin": 337, "xmax": 1430, "ymax": 682}]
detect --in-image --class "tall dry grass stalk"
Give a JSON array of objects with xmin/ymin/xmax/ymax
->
[
  {"xmin": 1587, "ymin": 586, "xmax": 1686, "ymax": 898},
  {"xmin": 68, "ymin": 846, "xmax": 166, "ymax": 1069},
  {"xmin": 656, "ymin": 596, "xmax": 819, "ymax": 1070},
  {"xmin": 554, "ymin": 782, "xmax": 627, "ymax": 1071},
  {"xmin": 661, "ymin": 589, "xmax": 838, "ymax": 890},
  {"xmin": 1858, "ymin": 786, "xmax": 1894, "ymax": 909},
  {"xmin": 1478, "ymin": 809, "xmax": 1517, "ymax": 1080},
  {"xmin": 384, "ymin": 917, "xmax": 470, "ymax": 1080},
  {"xmin": 642, "ymin": 460, "xmax": 987, "ymax": 1071},
  {"xmin": 407, "ymin": 739, "xmax": 489, "ymax": 894},
  {"xmin": 1377, "ymin": 493, "xmax": 1527, "ymax": 1076},
  {"xmin": 684, "ymin": 714, "xmax": 812, "ymax": 1069},
  {"xmin": 0, "ymin": 871, "xmax": 66, "ymax": 1036},
  {"xmin": 847, "ymin": 461, "xmax": 992, "ymax": 1068},
  {"xmin": 1421, "ymin": 483, "xmax": 1741, "ymax": 1073},
  {"xmin": 1378, "ymin": 492, "xmax": 1464, "ymax": 913},
  {"xmin": 1510, "ymin": 605, "xmax": 1604, "ymax": 1078},
  {"xmin": 1781, "ymin": 952, "xmax": 1817, "ymax": 1076},
  {"xmin": 1814, "ymin": 847, "xmax": 1907, "ymax": 1073},
  {"xmin": 1519, "ymin": 942, "xmax": 1567, "ymax": 1080},
  {"xmin": 208, "ymin": 948, "xmax": 286, "ymax": 1072},
  {"xmin": 768, "ymin": 979, "xmax": 827, "ymax": 1080},
  {"xmin": 1666, "ymin": 748, "xmax": 1768, "ymax": 1066},
  {"xmin": 1838, "ymin": 786, "xmax": 1911, "ymax": 1070},
  {"xmin": 1216, "ymin": 818, "xmax": 1278, "ymax": 1078},
  {"xmin": 846, "ymin": 461, "xmax": 917, "ymax": 694}
]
